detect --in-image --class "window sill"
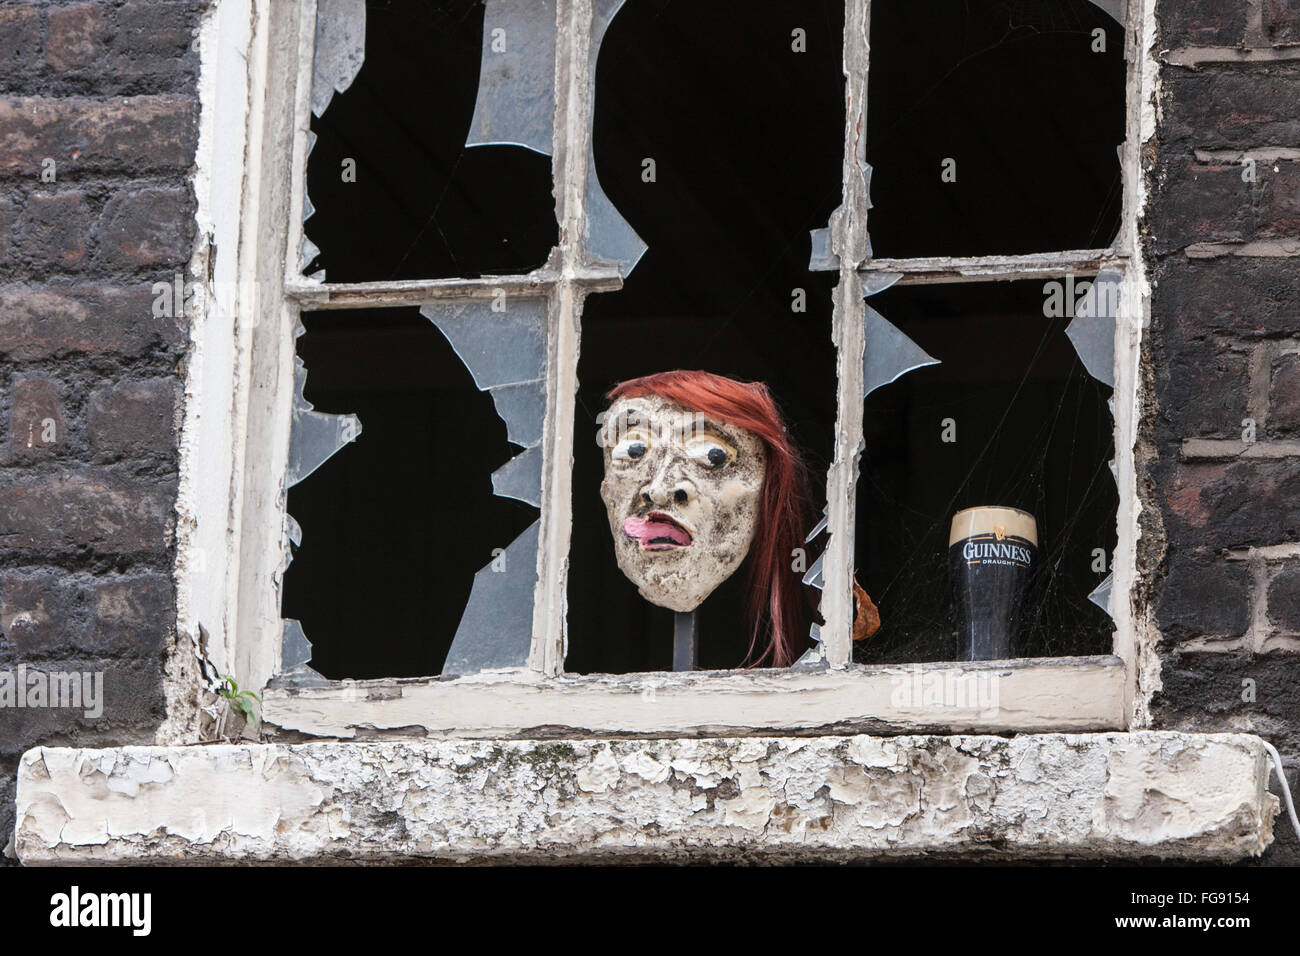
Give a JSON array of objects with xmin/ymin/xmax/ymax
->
[
  {"xmin": 14, "ymin": 731, "xmax": 1275, "ymax": 864},
  {"xmin": 261, "ymin": 655, "xmax": 1127, "ymax": 739}
]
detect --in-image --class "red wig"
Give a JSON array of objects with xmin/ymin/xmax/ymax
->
[{"xmin": 606, "ymin": 370, "xmax": 811, "ymax": 667}]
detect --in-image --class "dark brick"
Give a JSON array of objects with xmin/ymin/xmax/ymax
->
[
  {"xmin": 1161, "ymin": 73, "xmax": 1300, "ymax": 149},
  {"xmin": 0, "ymin": 5, "xmax": 41, "ymax": 77},
  {"xmin": 1152, "ymin": 650, "xmax": 1300, "ymax": 756},
  {"xmin": 0, "ymin": 469, "xmax": 174, "ymax": 556},
  {"xmin": 1264, "ymin": 0, "xmax": 1300, "ymax": 45},
  {"xmin": 1151, "ymin": 257, "xmax": 1300, "ymax": 340},
  {"xmin": 97, "ymin": 186, "xmax": 194, "ymax": 271},
  {"xmin": 1269, "ymin": 565, "xmax": 1300, "ymax": 632},
  {"xmin": 0, "ymin": 284, "xmax": 185, "ymax": 360},
  {"xmin": 7, "ymin": 374, "xmax": 66, "ymax": 463},
  {"xmin": 1271, "ymin": 353, "xmax": 1300, "ymax": 438},
  {"xmin": 88, "ymin": 573, "xmax": 170, "ymax": 657},
  {"xmin": 1164, "ymin": 460, "xmax": 1300, "ymax": 549},
  {"xmin": 0, "ymin": 571, "xmax": 168, "ymax": 660},
  {"xmin": 0, "ymin": 659, "xmax": 165, "ymax": 758},
  {"xmin": 0, "ymin": 96, "xmax": 197, "ymax": 179},
  {"xmin": 1155, "ymin": 549, "xmax": 1252, "ymax": 642},
  {"xmin": 0, "ymin": 571, "xmax": 84, "ymax": 660},
  {"xmin": 111, "ymin": 3, "xmax": 199, "ymax": 83},
  {"xmin": 1150, "ymin": 162, "xmax": 1256, "ymax": 254},
  {"xmin": 1159, "ymin": 0, "xmax": 1247, "ymax": 48},
  {"xmin": 0, "ymin": 198, "xmax": 13, "ymax": 261},
  {"xmin": 1152, "ymin": 341, "xmax": 1250, "ymax": 439},
  {"xmin": 0, "ymin": 755, "xmax": 14, "ymax": 866},
  {"xmin": 45, "ymin": 4, "xmax": 105, "ymax": 74},
  {"xmin": 88, "ymin": 377, "xmax": 178, "ymax": 461},
  {"xmin": 1260, "ymin": 161, "xmax": 1300, "ymax": 237},
  {"xmin": 22, "ymin": 191, "xmax": 90, "ymax": 268}
]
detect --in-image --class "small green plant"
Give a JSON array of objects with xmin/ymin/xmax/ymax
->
[{"xmin": 216, "ymin": 674, "xmax": 262, "ymax": 732}]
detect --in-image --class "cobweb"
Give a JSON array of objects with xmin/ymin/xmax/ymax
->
[{"xmin": 853, "ymin": 292, "xmax": 1117, "ymax": 665}]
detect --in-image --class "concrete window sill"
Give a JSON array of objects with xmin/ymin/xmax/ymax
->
[{"xmin": 14, "ymin": 731, "xmax": 1277, "ymax": 864}]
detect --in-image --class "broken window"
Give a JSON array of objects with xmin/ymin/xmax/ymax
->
[
  {"xmin": 246, "ymin": 0, "xmax": 1142, "ymax": 726},
  {"xmin": 566, "ymin": 0, "xmax": 844, "ymax": 673},
  {"xmin": 866, "ymin": 0, "xmax": 1126, "ymax": 258},
  {"xmin": 303, "ymin": 0, "xmax": 558, "ymax": 281},
  {"xmin": 853, "ymin": 280, "xmax": 1118, "ymax": 664}
]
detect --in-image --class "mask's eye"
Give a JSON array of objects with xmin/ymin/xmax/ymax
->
[
  {"xmin": 611, "ymin": 432, "xmax": 651, "ymax": 462},
  {"xmin": 686, "ymin": 436, "xmax": 735, "ymax": 470}
]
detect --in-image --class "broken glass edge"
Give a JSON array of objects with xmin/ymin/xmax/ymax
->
[
  {"xmin": 792, "ymin": 636, "xmax": 828, "ymax": 670},
  {"xmin": 419, "ymin": 299, "xmax": 545, "ymax": 673},
  {"xmin": 420, "ymin": 300, "xmax": 548, "ymax": 390},
  {"xmin": 491, "ymin": 444, "xmax": 544, "ymax": 508},
  {"xmin": 465, "ymin": 0, "xmax": 557, "ymax": 157},
  {"xmin": 487, "ymin": 380, "xmax": 547, "ymax": 450},
  {"xmin": 864, "ymin": 303, "xmax": 941, "ymax": 398},
  {"xmin": 280, "ymin": 618, "xmax": 328, "ymax": 684},
  {"xmin": 1064, "ymin": 268, "xmax": 1120, "ymax": 388},
  {"xmin": 286, "ymin": 355, "xmax": 363, "ymax": 488},
  {"xmin": 310, "ymin": 0, "xmax": 366, "ymax": 119},
  {"xmin": 584, "ymin": 0, "xmax": 647, "ymax": 276},
  {"xmin": 440, "ymin": 520, "xmax": 542, "ymax": 677},
  {"xmin": 1088, "ymin": 571, "xmax": 1115, "ymax": 620},
  {"xmin": 809, "ymin": 225, "xmax": 838, "ymax": 272},
  {"xmin": 862, "ymin": 272, "xmax": 903, "ymax": 298},
  {"xmin": 802, "ymin": 550, "xmax": 825, "ymax": 590},
  {"xmin": 805, "ymin": 505, "xmax": 829, "ymax": 543},
  {"xmin": 1085, "ymin": 0, "xmax": 1126, "ymax": 25}
]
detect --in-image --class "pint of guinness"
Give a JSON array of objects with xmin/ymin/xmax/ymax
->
[{"xmin": 948, "ymin": 506, "xmax": 1038, "ymax": 661}]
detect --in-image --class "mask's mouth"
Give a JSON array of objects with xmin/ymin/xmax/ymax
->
[{"xmin": 623, "ymin": 512, "xmax": 693, "ymax": 552}]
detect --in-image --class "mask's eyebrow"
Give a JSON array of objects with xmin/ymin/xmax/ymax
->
[
  {"xmin": 608, "ymin": 404, "xmax": 653, "ymax": 439},
  {"xmin": 677, "ymin": 413, "xmax": 739, "ymax": 446}
]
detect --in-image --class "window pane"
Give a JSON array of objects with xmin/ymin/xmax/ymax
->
[
  {"xmin": 852, "ymin": 280, "xmax": 1117, "ymax": 664},
  {"xmin": 566, "ymin": 0, "xmax": 845, "ymax": 673},
  {"xmin": 281, "ymin": 307, "xmax": 540, "ymax": 679},
  {"xmin": 865, "ymin": 0, "xmax": 1126, "ymax": 258},
  {"xmin": 303, "ymin": 0, "xmax": 557, "ymax": 282}
]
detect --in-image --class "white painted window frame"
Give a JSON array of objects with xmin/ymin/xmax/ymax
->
[{"xmin": 178, "ymin": 0, "xmax": 1153, "ymax": 741}]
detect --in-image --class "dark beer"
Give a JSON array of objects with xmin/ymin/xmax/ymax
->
[{"xmin": 948, "ymin": 506, "xmax": 1038, "ymax": 661}]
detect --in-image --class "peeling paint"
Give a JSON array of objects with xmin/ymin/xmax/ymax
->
[{"xmin": 15, "ymin": 732, "xmax": 1276, "ymax": 864}]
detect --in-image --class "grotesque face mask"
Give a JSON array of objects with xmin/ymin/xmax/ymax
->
[{"xmin": 600, "ymin": 395, "xmax": 766, "ymax": 612}]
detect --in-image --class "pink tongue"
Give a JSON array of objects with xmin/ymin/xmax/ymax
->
[{"xmin": 624, "ymin": 516, "xmax": 691, "ymax": 546}]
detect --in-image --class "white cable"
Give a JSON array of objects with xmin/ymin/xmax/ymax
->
[{"xmin": 1262, "ymin": 739, "xmax": 1300, "ymax": 841}]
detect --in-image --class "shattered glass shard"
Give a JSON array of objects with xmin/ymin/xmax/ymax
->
[
  {"xmin": 1065, "ymin": 268, "xmax": 1120, "ymax": 388},
  {"xmin": 1088, "ymin": 572, "xmax": 1114, "ymax": 620},
  {"xmin": 286, "ymin": 356, "xmax": 362, "ymax": 488},
  {"xmin": 421, "ymin": 299, "xmax": 547, "ymax": 390},
  {"xmin": 492, "ymin": 444, "xmax": 544, "ymax": 508},
  {"xmin": 864, "ymin": 304, "xmax": 940, "ymax": 398},
  {"xmin": 441, "ymin": 521, "xmax": 541, "ymax": 676},
  {"xmin": 467, "ymin": 0, "xmax": 558, "ymax": 155},
  {"xmin": 281, "ymin": 618, "xmax": 327, "ymax": 682},
  {"xmin": 311, "ymin": 0, "xmax": 366, "ymax": 118}
]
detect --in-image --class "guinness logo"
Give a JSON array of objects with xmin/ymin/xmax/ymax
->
[{"xmin": 993, "ymin": 524, "xmax": 1007, "ymax": 541}]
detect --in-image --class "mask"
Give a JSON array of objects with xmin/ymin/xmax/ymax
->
[{"xmin": 600, "ymin": 395, "xmax": 766, "ymax": 612}]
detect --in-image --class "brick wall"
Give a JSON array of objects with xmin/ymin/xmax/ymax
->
[
  {"xmin": 1145, "ymin": 0, "xmax": 1300, "ymax": 864},
  {"xmin": 0, "ymin": 0, "xmax": 201, "ymax": 861},
  {"xmin": 1, "ymin": 0, "xmax": 1298, "ymax": 865}
]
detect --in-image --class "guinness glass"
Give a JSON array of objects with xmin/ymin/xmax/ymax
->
[{"xmin": 948, "ymin": 506, "xmax": 1038, "ymax": 661}]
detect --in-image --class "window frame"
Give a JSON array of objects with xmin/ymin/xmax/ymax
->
[{"xmin": 179, "ymin": 0, "xmax": 1151, "ymax": 740}]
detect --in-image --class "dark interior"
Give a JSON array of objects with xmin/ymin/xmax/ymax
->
[
  {"xmin": 865, "ymin": 0, "xmax": 1126, "ymax": 258},
  {"xmin": 287, "ymin": 0, "xmax": 1124, "ymax": 679},
  {"xmin": 564, "ymin": 0, "xmax": 846, "ymax": 674},
  {"xmin": 281, "ymin": 308, "xmax": 537, "ymax": 679},
  {"xmin": 303, "ymin": 0, "xmax": 557, "ymax": 282},
  {"xmin": 852, "ymin": 280, "xmax": 1118, "ymax": 664}
]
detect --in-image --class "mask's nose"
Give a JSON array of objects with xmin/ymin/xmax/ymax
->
[{"xmin": 640, "ymin": 454, "xmax": 697, "ymax": 508}]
